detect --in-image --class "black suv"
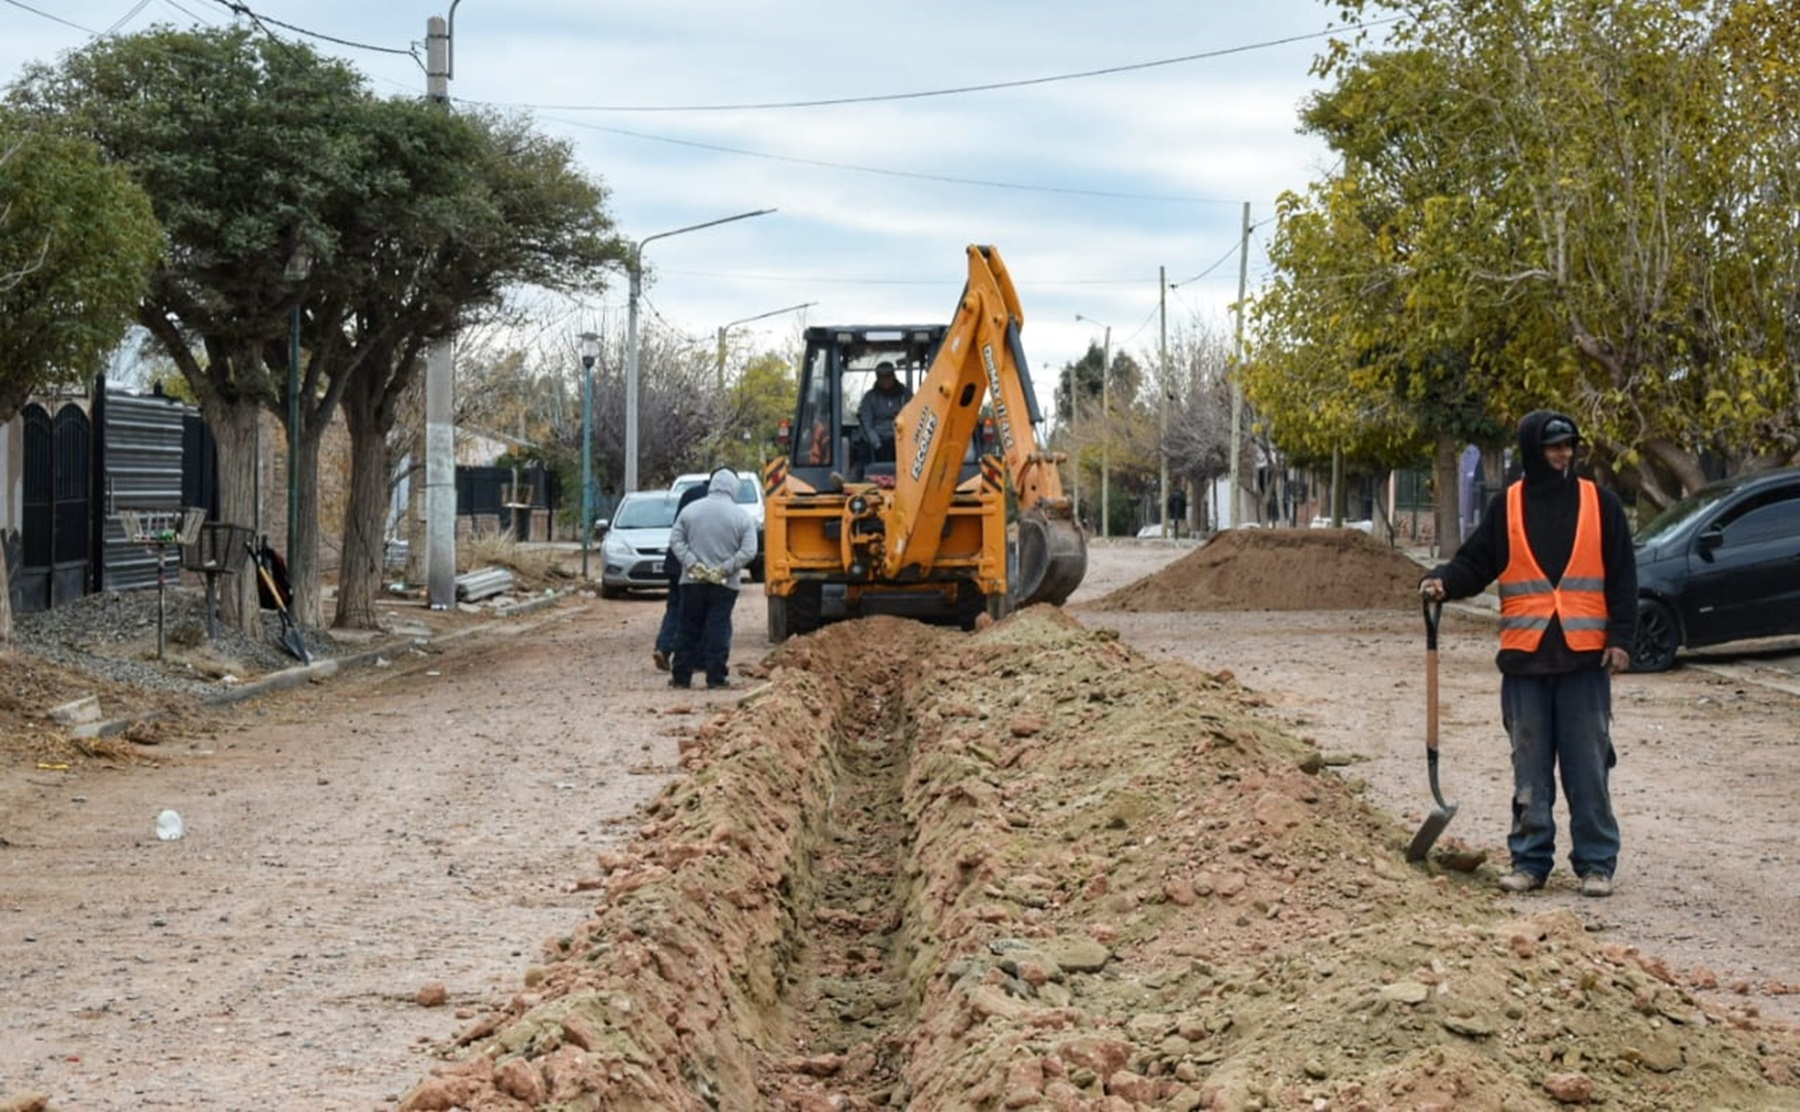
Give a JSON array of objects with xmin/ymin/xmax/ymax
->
[{"xmin": 1631, "ymin": 466, "xmax": 1800, "ymax": 671}]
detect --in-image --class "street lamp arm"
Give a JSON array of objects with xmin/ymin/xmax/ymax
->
[
  {"xmin": 636, "ymin": 207, "xmax": 778, "ymax": 266},
  {"xmin": 723, "ymin": 300, "xmax": 817, "ymax": 332},
  {"xmin": 624, "ymin": 207, "xmax": 776, "ymax": 493}
]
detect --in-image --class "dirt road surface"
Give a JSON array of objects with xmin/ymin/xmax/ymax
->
[{"xmin": 2, "ymin": 536, "xmax": 1797, "ymax": 1110}]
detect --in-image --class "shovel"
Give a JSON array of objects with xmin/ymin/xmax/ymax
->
[
  {"xmin": 247, "ymin": 540, "xmax": 312, "ymax": 665},
  {"xmin": 1405, "ymin": 597, "xmax": 1458, "ymax": 862}
]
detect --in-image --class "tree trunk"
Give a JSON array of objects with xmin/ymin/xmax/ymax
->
[
  {"xmin": 1433, "ymin": 433, "xmax": 1462, "ymax": 560},
  {"xmin": 208, "ymin": 401, "xmax": 263, "ymax": 630},
  {"xmin": 334, "ymin": 368, "xmax": 396, "ymax": 631},
  {"xmin": 289, "ymin": 418, "xmax": 325, "ymax": 629}
]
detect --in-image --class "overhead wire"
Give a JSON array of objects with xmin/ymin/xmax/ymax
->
[
  {"xmin": 511, "ymin": 21, "xmax": 1399, "ymax": 114},
  {"xmin": 545, "ymin": 116, "xmax": 1236, "ymax": 205},
  {"xmin": 2, "ymin": 0, "xmax": 96, "ymax": 33},
  {"xmin": 202, "ymin": 0, "xmax": 414, "ymax": 58}
]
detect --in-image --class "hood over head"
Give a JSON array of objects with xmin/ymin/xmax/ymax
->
[
  {"xmin": 1516, "ymin": 409, "xmax": 1581, "ymax": 487},
  {"xmin": 708, "ymin": 468, "xmax": 739, "ymax": 498}
]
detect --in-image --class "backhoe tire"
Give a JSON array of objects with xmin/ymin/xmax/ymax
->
[{"xmin": 767, "ymin": 583, "xmax": 822, "ymax": 643}]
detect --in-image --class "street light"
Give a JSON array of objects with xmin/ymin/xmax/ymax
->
[
  {"xmin": 716, "ymin": 301, "xmax": 817, "ymax": 389},
  {"xmin": 578, "ymin": 331, "xmax": 600, "ymax": 579},
  {"xmin": 625, "ymin": 207, "xmax": 775, "ymax": 492},
  {"xmin": 284, "ymin": 243, "xmax": 312, "ymax": 567},
  {"xmin": 1074, "ymin": 313, "xmax": 1111, "ymax": 539}
]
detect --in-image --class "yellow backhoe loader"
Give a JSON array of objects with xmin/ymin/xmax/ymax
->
[{"xmin": 761, "ymin": 244, "xmax": 1086, "ymax": 640}]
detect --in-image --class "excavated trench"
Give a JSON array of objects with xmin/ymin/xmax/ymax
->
[{"xmin": 400, "ymin": 606, "xmax": 1800, "ymax": 1112}]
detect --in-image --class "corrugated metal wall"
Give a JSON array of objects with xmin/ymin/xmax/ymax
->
[{"xmin": 99, "ymin": 390, "xmax": 195, "ymax": 592}]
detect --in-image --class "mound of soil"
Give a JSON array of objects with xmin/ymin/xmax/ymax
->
[
  {"xmin": 1085, "ymin": 529, "xmax": 1428, "ymax": 612},
  {"xmin": 399, "ymin": 610, "xmax": 1800, "ymax": 1111}
]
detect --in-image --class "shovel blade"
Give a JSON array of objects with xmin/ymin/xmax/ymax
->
[
  {"xmin": 1405, "ymin": 802, "xmax": 1458, "ymax": 863},
  {"xmin": 283, "ymin": 629, "xmax": 312, "ymax": 665}
]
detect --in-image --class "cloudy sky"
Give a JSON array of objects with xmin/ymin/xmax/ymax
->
[{"xmin": 3, "ymin": 0, "xmax": 1372, "ymax": 402}]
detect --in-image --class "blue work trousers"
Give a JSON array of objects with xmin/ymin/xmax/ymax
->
[
  {"xmin": 672, "ymin": 583, "xmax": 738, "ymax": 687},
  {"xmin": 655, "ymin": 573, "xmax": 682, "ymax": 656},
  {"xmin": 1500, "ymin": 668, "xmax": 1619, "ymax": 881}
]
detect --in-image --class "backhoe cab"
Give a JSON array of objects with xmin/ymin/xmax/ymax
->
[{"xmin": 762, "ymin": 245, "xmax": 1087, "ymax": 641}]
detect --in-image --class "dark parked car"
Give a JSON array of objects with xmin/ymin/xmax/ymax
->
[{"xmin": 1631, "ymin": 466, "xmax": 1800, "ymax": 671}]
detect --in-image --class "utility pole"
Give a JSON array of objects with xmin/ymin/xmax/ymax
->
[
  {"xmin": 1067, "ymin": 363, "xmax": 1080, "ymax": 526},
  {"xmin": 625, "ymin": 209, "xmax": 774, "ymax": 493},
  {"xmin": 1229, "ymin": 201, "xmax": 1249, "ymax": 530},
  {"xmin": 1074, "ymin": 313, "xmax": 1112, "ymax": 539},
  {"xmin": 423, "ymin": 7, "xmax": 462, "ymax": 609},
  {"xmin": 1158, "ymin": 265, "xmax": 1169, "ymax": 539},
  {"xmin": 715, "ymin": 301, "xmax": 816, "ymax": 390}
]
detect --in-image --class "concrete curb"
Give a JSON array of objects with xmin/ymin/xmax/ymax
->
[{"xmin": 73, "ymin": 590, "xmax": 581, "ymax": 740}]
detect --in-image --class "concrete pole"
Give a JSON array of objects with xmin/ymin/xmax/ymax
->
[
  {"xmin": 1228, "ymin": 201, "xmax": 1249, "ymax": 530},
  {"xmin": 624, "ymin": 208, "xmax": 775, "ymax": 494},
  {"xmin": 1100, "ymin": 324, "xmax": 1110, "ymax": 539},
  {"xmin": 1068, "ymin": 364, "xmax": 1080, "ymax": 526},
  {"xmin": 625, "ymin": 255, "xmax": 643, "ymax": 493},
  {"xmin": 1158, "ymin": 265, "xmax": 1169, "ymax": 539},
  {"xmin": 424, "ymin": 14, "xmax": 456, "ymax": 608}
]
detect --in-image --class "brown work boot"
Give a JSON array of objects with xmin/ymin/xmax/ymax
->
[
  {"xmin": 1498, "ymin": 870, "xmax": 1546, "ymax": 893},
  {"xmin": 652, "ymin": 649, "xmax": 669, "ymax": 672}
]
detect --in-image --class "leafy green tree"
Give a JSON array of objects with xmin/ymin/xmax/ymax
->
[
  {"xmin": 11, "ymin": 27, "xmax": 628, "ymax": 629},
  {"xmin": 0, "ymin": 118, "xmax": 162, "ymax": 641},
  {"xmin": 719, "ymin": 350, "xmax": 799, "ymax": 471},
  {"xmin": 322, "ymin": 103, "xmax": 625, "ymax": 628},
  {"xmin": 9, "ymin": 26, "xmax": 377, "ymax": 628},
  {"xmin": 1264, "ymin": 0, "xmax": 1800, "ymax": 524}
]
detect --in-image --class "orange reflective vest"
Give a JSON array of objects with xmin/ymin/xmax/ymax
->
[{"xmin": 1498, "ymin": 478, "xmax": 1609, "ymax": 653}]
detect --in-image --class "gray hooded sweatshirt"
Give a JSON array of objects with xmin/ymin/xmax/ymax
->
[{"xmin": 669, "ymin": 469, "xmax": 758, "ymax": 588}]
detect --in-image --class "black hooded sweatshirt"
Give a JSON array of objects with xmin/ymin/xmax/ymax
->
[{"xmin": 1427, "ymin": 410, "xmax": 1638, "ymax": 675}]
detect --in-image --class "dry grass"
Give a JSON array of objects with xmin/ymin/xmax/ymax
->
[{"xmin": 457, "ymin": 535, "xmax": 577, "ymax": 589}]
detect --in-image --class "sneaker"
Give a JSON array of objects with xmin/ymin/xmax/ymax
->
[
  {"xmin": 1498, "ymin": 870, "xmax": 1546, "ymax": 893},
  {"xmin": 1579, "ymin": 873, "xmax": 1614, "ymax": 898},
  {"xmin": 652, "ymin": 649, "xmax": 670, "ymax": 672}
]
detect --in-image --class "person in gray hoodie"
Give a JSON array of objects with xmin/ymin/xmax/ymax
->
[{"xmin": 667, "ymin": 467, "xmax": 759, "ymax": 689}]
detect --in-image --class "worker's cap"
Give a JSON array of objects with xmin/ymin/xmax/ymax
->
[
  {"xmin": 1541, "ymin": 415, "xmax": 1580, "ymax": 446},
  {"xmin": 874, "ymin": 361, "xmax": 896, "ymax": 376}
]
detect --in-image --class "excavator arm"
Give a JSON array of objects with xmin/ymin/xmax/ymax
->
[{"xmin": 883, "ymin": 245, "xmax": 1086, "ymax": 604}]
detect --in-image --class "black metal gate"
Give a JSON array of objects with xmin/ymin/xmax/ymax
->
[{"xmin": 15, "ymin": 401, "xmax": 93, "ymax": 614}]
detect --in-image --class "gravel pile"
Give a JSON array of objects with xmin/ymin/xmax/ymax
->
[{"xmin": 13, "ymin": 585, "xmax": 346, "ymax": 699}]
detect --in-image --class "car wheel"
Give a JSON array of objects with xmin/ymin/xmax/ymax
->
[
  {"xmin": 600, "ymin": 582, "xmax": 624, "ymax": 600},
  {"xmin": 1631, "ymin": 598, "xmax": 1680, "ymax": 673}
]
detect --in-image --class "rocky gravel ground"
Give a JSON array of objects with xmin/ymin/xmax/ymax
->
[{"xmin": 12, "ymin": 586, "xmax": 345, "ymax": 699}]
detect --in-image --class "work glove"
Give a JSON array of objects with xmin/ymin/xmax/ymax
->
[{"xmin": 689, "ymin": 563, "xmax": 726, "ymax": 586}]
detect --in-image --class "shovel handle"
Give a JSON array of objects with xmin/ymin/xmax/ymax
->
[{"xmin": 1423, "ymin": 597, "xmax": 1441, "ymax": 754}]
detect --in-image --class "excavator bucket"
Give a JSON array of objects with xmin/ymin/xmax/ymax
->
[{"xmin": 1013, "ymin": 507, "xmax": 1087, "ymax": 607}]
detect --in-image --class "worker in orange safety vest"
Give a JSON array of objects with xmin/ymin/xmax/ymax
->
[{"xmin": 1419, "ymin": 411, "xmax": 1636, "ymax": 899}]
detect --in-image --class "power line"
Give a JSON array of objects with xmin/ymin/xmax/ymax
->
[
  {"xmin": 203, "ymin": 0, "xmax": 414, "ymax": 58},
  {"xmin": 548, "ymin": 116, "xmax": 1242, "ymax": 205},
  {"xmin": 514, "ymin": 21, "xmax": 1398, "ymax": 114},
  {"xmin": 2, "ymin": 0, "xmax": 98, "ymax": 34}
]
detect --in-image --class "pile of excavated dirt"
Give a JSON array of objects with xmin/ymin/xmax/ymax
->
[
  {"xmin": 1084, "ymin": 529, "xmax": 1428, "ymax": 612},
  {"xmin": 399, "ymin": 610, "xmax": 1800, "ymax": 1111}
]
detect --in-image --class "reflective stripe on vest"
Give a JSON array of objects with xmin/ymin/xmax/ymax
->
[{"xmin": 1498, "ymin": 478, "xmax": 1609, "ymax": 652}]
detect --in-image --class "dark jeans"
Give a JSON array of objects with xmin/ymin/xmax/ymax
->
[
  {"xmin": 1500, "ymin": 667, "xmax": 1619, "ymax": 880},
  {"xmin": 672, "ymin": 583, "xmax": 739, "ymax": 686},
  {"xmin": 655, "ymin": 574, "xmax": 681, "ymax": 655}
]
